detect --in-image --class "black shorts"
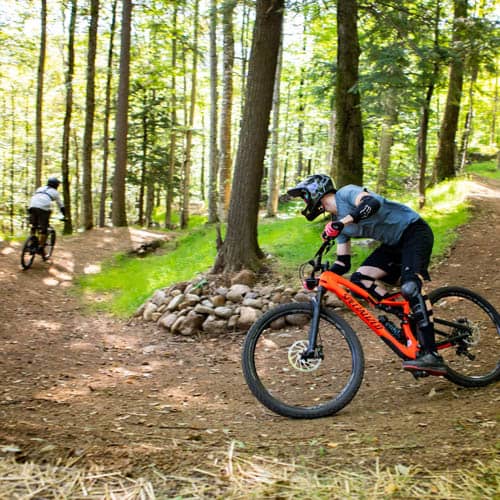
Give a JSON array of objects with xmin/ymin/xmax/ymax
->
[
  {"xmin": 360, "ymin": 218, "xmax": 434, "ymax": 284},
  {"xmin": 29, "ymin": 207, "xmax": 51, "ymax": 234}
]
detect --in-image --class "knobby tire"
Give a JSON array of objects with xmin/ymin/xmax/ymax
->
[
  {"xmin": 21, "ymin": 236, "xmax": 37, "ymax": 270},
  {"xmin": 430, "ymin": 286, "xmax": 500, "ymax": 387},
  {"xmin": 242, "ymin": 302, "xmax": 365, "ymax": 419}
]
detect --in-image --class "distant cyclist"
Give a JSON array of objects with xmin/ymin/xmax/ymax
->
[{"xmin": 28, "ymin": 177, "xmax": 65, "ymax": 253}]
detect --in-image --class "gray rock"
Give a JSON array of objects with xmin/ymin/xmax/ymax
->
[
  {"xmin": 151, "ymin": 290, "xmax": 167, "ymax": 306},
  {"xmin": 227, "ymin": 284, "xmax": 251, "ymax": 302},
  {"xmin": 214, "ymin": 306, "xmax": 233, "ymax": 319},
  {"xmin": 143, "ymin": 302, "xmax": 158, "ymax": 321},
  {"xmin": 184, "ymin": 293, "xmax": 201, "ymax": 306},
  {"xmin": 227, "ymin": 315, "xmax": 239, "ymax": 329},
  {"xmin": 242, "ymin": 297, "xmax": 263, "ymax": 309},
  {"xmin": 202, "ymin": 315, "xmax": 227, "ymax": 335},
  {"xmin": 194, "ymin": 304, "xmax": 215, "ymax": 315},
  {"xmin": 285, "ymin": 313, "xmax": 309, "ymax": 326},
  {"xmin": 294, "ymin": 292, "xmax": 311, "ymax": 303},
  {"xmin": 158, "ymin": 312, "xmax": 178, "ymax": 329},
  {"xmin": 237, "ymin": 306, "xmax": 262, "ymax": 329},
  {"xmin": 270, "ymin": 316, "xmax": 287, "ymax": 329},
  {"xmin": 171, "ymin": 314, "xmax": 188, "ymax": 334},
  {"xmin": 178, "ymin": 313, "xmax": 205, "ymax": 336},
  {"xmin": 167, "ymin": 294, "xmax": 185, "ymax": 311},
  {"xmin": 211, "ymin": 295, "xmax": 226, "ymax": 307}
]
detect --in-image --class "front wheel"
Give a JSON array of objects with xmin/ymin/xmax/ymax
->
[
  {"xmin": 430, "ymin": 286, "xmax": 500, "ymax": 387},
  {"xmin": 242, "ymin": 302, "xmax": 365, "ymax": 419},
  {"xmin": 21, "ymin": 236, "xmax": 37, "ymax": 270},
  {"xmin": 43, "ymin": 228, "xmax": 56, "ymax": 260}
]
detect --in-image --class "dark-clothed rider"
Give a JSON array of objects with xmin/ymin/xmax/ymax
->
[{"xmin": 288, "ymin": 173, "xmax": 447, "ymax": 376}]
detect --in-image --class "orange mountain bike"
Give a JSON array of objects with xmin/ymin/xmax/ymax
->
[{"xmin": 242, "ymin": 240, "xmax": 500, "ymax": 419}]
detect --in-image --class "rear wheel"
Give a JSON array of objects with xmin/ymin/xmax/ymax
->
[
  {"xmin": 430, "ymin": 286, "xmax": 500, "ymax": 387},
  {"xmin": 43, "ymin": 228, "xmax": 56, "ymax": 260},
  {"xmin": 242, "ymin": 302, "xmax": 365, "ymax": 419},
  {"xmin": 21, "ymin": 236, "xmax": 38, "ymax": 270}
]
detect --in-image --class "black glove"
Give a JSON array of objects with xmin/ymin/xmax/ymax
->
[
  {"xmin": 330, "ymin": 254, "xmax": 351, "ymax": 275},
  {"xmin": 322, "ymin": 221, "xmax": 344, "ymax": 241}
]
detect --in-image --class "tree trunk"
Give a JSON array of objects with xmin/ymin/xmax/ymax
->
[
  {"xmin": 82, "ymin": 0, "xmax": 99, "ymax": 230},
  {"xmin": 335, "ymin": 0, "xmax": 363, "ymax": 187},
  {"xmin": 218, "ymin": 0, "xmax": 236, "ymax": 222},
  {"xmin": 266, "ymin": 36, "xmax": 283, "ymax": 217},
  {"xmin": 35, "ymin": 0, "xmax": 47, "ymax": 189},
  {"xmin": 165, "ymin": 3, "xmax": 178, "ymax": 229},
  {"xmin": 459, "ymin": 64, "xmax": 478, "ymax": 171},
  {"xmin": 138, "ymin": 91, "xmax": 147, "ymax": 225},
  {"xmin": 61, "ymin": 0, "xmax": 77, "ymax": 235},
  {"xmin": 112, "ymin": 0, "xmax": 132, "ymax": 227},
  {"xmin": 417, "ymin": 0, "xmax": 441, "ymax": 209},
  {"xmin": 433, "ymin": 0, "xmax": 467, "ymax": 182},
  {"xmin": 213, "ymin": 0, "xmax": 284, "ymax": 273},
  {"xmin": 208, "ymin": 0, "xmax": 219, "ymax": 224},
  {"xmin": 99, "ymin": 0, "xmax": 117, "ymax": 227},
  {"xmin": 181, "ymin": 0, "xmax": 200, "ymax": 229},
  {"xmin": 491, "ymin": 63, "xmax": 498, "ymax": 146}
]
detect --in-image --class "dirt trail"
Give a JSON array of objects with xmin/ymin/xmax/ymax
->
[{"xmin": 0, "ymin": 181, "xmax": 499, "ymax": 479}]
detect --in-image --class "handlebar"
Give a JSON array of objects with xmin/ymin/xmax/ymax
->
[{"xmin": 300, "ymin": 239, "xmax": 336, "ymax": 289}]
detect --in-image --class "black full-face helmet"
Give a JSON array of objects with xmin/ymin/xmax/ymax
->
[
  {"xmin": 47, "ymin": 177, "xmax": 61, "ymax": 189},
  {"xmin": 287, "ymin": 174, "xmax": 336, "ymax": 221}
]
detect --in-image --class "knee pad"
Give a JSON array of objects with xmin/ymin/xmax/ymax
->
[
  {"xmin": 401, "ymin": 277, "xmax": 430, "ymax": 329},
  {"xmin": 400, "ymin": 278, "xmax": 421, "ymax": 300}
]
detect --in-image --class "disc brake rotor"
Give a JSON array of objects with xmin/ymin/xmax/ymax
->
[{"xmin": 288, "ymin": 340, "xmax": 322, "ymax": 372}]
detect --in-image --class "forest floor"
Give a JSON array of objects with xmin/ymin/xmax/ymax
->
[{"xmin": 0, "ymin": 177, "xmax": 499, "ymax": 493}]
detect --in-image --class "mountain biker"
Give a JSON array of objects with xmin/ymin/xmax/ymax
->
[
  {"xmin": 288, "ymin": 173, "xmax": 447, "ymax": 376},
  {"xmin": 28, "ymin": 177, "xmax": 65, "ymax": 254}
]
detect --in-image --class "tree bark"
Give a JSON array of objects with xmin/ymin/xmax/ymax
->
[
  {"xmin": 213, "ymin": 0, "xmax": 284, "ymax": 273},
  {"xmin": 433, "ymin": 0, "xmax": 467, "ymax": 182},
  {"xmin": 208, "ymin": 0, "xmax": 219, "ymax": 224},
  {"xmin": 82, "ymin": 0, "xmax": 99, "ymax": 230},
  {"xmin": 165, "ymin": 3, "xmax": 178, "ymax": 229},
  {"xmin": 99, "ymin": 0, "xmax": 118, "ymax": 227},
  {"xmin": 35, "ymin": 0, "xmax": 47, "ymax": 189},
  {"xmin": 218, "ymin": 0, "xmax": 236, "ymax": 222},
  {"xmin": 112, "ymin": 0, "xmax": 132, "ymax": 227},
  {"xmin": 181, "ymin": 0, "xmax": 200, "ymax": 229},
  {"xmin": 335, "ymin": 0, "xmax": 363, "ymax": 187},
  {"xmin": 417, "ymin": 0, "xmax": 441, "ymax": 209},
  {"xmin": 61, "ymin": 0, "xmax": 77, "ymax": 235},
  {"xmin": 266, "ymin": 36, "xmax": 283, "ymax": 217}
]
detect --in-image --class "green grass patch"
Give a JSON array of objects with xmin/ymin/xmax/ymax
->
[
  {"xmin": 78, "ymin": 225, "xmax": 218, "ymax": 316},
  {"xmin": 77, "ymin": 173, "xmax": 484, "ymax": 317},
  {"xmin": 466, "ymin": 160, "xmax": 500, "ymax": 180}
]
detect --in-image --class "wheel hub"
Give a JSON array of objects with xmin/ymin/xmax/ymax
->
[{"xmin": 288, "ymin": 340, "xmax": 322, "ymax": 372}]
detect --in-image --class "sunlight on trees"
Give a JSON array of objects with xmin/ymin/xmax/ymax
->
[{"xmin": 0, "ymin": 0, "xmax": 498, "ymax": 240}]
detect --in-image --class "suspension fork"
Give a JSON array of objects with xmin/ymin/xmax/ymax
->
[{"xmin": 304, "ymin": 286, "xmax": 325, "ymax": 358}]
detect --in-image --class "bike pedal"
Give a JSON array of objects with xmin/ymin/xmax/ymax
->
[{"xmin": 411, "ymin": 370, "xmax": 430, "ymax": 379}]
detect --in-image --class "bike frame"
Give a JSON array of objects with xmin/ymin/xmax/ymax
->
[{"xmin": 309, "ymin": 271, "xmax": 420, "ymax": 360}]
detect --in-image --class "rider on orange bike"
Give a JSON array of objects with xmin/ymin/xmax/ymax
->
[{"xmin": 288, "ymin": 173, "xmax": 446, "ymax": 376}]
